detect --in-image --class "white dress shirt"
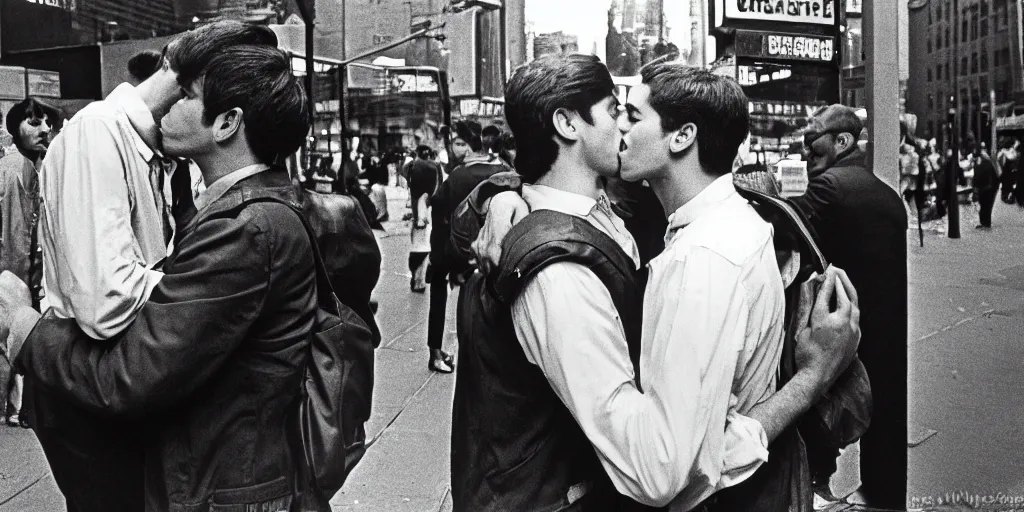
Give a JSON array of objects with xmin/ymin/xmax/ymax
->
[
  {"xmin": 650, "ymin": 174, "xmax": 787, "ymax": 510},
  {"xmin": 511, "ymin": 182, "xmax": 772, "ymax": 509},
  {"xmin": 39, "ymin": 83, "xmax": 175, "ymax": 340}
]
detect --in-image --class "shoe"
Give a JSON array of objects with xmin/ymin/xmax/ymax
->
[
  {"xmin": 18, "ymin": 415, "xmax": 29, "ymax": 429},
  {"xmin": 975, "ymin": 224, "xmax": 992, "ymax": 229},
  {"xmin": 428, "ymin": 357, "xmax": 454, "ymax": 374},
  {"xmin": 6, "ymin": 412, "xmax": 19, "ymax": 427}
]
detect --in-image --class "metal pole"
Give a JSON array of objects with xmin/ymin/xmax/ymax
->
[
  {"xmin": 864, "ymin": 0, "xmax": 901, "ymax": 191},
  {"xmin": 500, "ymin": 2, "xmax": 507, "ymax": 86},
  {"xmin": 991, "ymin": 88, "xmax": 997, "ymax": 160},
  {"xmin": 949, "ymin": 0, "xmax": 961, "ymax": 238}
]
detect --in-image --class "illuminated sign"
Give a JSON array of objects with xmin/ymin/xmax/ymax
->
[
  {"xmin": 748, "ymin": 101, "xmax": 822, "ymax": 118},
  {"xmin": 26, "ymin": 70, "xmax": 60, "ymax": 98},
  {"xmin": 736, "ymin": 31, "xmax": 835, "ymax": 63},
  {"xmin": 738, "ymin": 66, "xmax": 793, "ymax": 86},
  {"xmin": 725, "ymin": 0, "xmax": 835, "ymax": 26}
]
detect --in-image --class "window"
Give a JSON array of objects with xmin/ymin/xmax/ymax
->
[
  {"xmin": 982, "ymin": 48, "xmax": 988, "ymax": 70},
  {"xmin": 937, "ymin": 31, "xmax": 942, "ymax": 49},
  {"xmin": 971, "ymin": 52, "xmax": 978, "ymax": 73},
  {"xmin": 981, "ymin": 1, "xmax": 988, "ymax": 17},
  {"xmin": 962, "ymin": 16, "xmax": 968, "ymax": 41},
  {"xmin": 929, "ymin": 94, "xmax": 935, "ymax": 109},
  {"xmin": 1000, "ymin": 48, "xmax": 1011, "ymax": 67},
  {"xmin": 962, "ymin": 56, "xmax": 968, "ymax": 73},
  {"xmin": 946, "ymin": 62, "xmax": 951, "ymax": 78},
  {"xmin": 928, "ymin": 37, "xmax": 933, "ymax": 53},
  {"xmin": 995, "ymin": 49, "xmax": 1000, "ymax": 66},
  {"xmin": 946, "ymin": 27, "xmax": 950, "ymax": 47},
  {"xmin": 937, "ymin": 2, "xmax": 942, "ymax": 20},
  {"xmin": 928, "ymin": 121, "xmax": 935, "ymax": 138},
  {"xmin": 928, "ymin": 68, "xmax": 933, "ymax": 82},
  {"xmin": 981, "ymin": 76, "xmax": 988, "ymax": 94},
  {"xmin": 929, "ymin": 5, "xmax": 933, "ymax": 24},
  {"xmin": 982, "ymin": 17, "xmax": 988, "ymax": 36},
  {"xmin": 938, "ymin": 63, "xmax": 943, "ymax": 79}
]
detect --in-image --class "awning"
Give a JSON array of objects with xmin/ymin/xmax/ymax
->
[{"xmin": 995, "ymin": 115, "xmax": 1024, "ymax": 132}]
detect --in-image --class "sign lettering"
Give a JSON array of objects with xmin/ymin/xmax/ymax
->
[
  {"xmin": 24, "ymin": 0, "xmax": 75, "ymax": 9},
  {"xmin": 727, "ymin": 0, "xmax": 835, "ymax": 25},
  {"xmin": 766, "ymin": 34, "xmax": 833, "ymax": 61}
]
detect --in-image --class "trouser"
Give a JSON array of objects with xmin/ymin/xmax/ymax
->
[
  {"xmin": 978, "ymin": 187, "xmax": 997, "ymax": 227},
  {"xmin": 427, "ymin": 264, "xmax": 450, "ymax": 351},
  {"xmin": 22, "ymin": 376, "xmax": 146, "ymax": 512},
  {"xmin": 409, "ymin": 252, "xmax": 429, "ymax": 290},
  {"xmin": 1017, "ymin": 170, "xmax": 1024, "ymax": 206}
]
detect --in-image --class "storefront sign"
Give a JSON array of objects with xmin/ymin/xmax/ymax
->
[
  {"xmin": 725, "ymin": 0, "xmax": 835, "ymax": 26},
  {"xmin": 390, "ymin": 74, "xmax": 439, "ymax": 93},
  {"xmin": 736, "ymin": 31, "xmax": 835, "ymax": 62}
]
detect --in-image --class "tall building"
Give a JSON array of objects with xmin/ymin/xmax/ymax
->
[{"xmin": 905, "ymin": 0, "xmax": 1022, "ymax": 145}]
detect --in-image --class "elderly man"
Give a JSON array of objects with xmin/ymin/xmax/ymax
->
[{"xmin": 791, "ymin": 104, "xmax": 908, "ymax": 508}]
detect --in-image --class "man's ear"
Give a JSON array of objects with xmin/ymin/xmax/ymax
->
[
  {"xmin": 212, "ymin": 107, "xmax": 244, "ymax": 143},
  {"xmin": 668, "ymin": 123, "xmax": 697, "ymax": 156},
  {"xmin": 835, "ymin": 132, "xmax": 855, "ymax": 153},
  {"xmin": 552, "ymin": 108, "xmax": 581, "ymax": 142}
]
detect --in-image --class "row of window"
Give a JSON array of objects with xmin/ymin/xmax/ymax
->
[
  {"xmin": 926, "ymin": 48, "xmax": 1011, "ymax": 82},
  {"xmin": 924, "ymin": 81, "xmax": 1010, "ymax": 111},
  {"xmin": 927, "ymin": 0, "xmax": 1010, "ymax": 53}
]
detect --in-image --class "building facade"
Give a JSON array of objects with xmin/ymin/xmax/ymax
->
[{"xmin": 905, "ymin": 0, "xmax": 1022, "ymax": 145}]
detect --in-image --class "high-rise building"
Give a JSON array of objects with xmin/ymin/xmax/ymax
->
[{"xmin": 905, "ymin": 0, "xmax": 1022, "ymax": 145}]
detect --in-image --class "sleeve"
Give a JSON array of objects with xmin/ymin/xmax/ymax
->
[
  {"xmin": 42, "ymin": 116, "xmax": 163, "ymax": 340},
  {"xmin": 789, "ymin": 174, "xmax": 842, "ymax": 238},
  {"xmin": 16, "ymin": 207, "xmax": 274, "ymax": 417},
  {"xmin": 511, "ymin": 261, "xmax": 767, "ymax": 508}
]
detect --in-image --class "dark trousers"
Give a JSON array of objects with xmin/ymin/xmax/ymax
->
[
  {"xmin": 23, "ymin": 377, "xmax": 146, "ymax": 512},
  {"xmin": 978, "ymin": 187, "xmax": 997, "ymax": 227},
  {"xmin": 427, "ymin": 264, "xmax": 449, "ymax": 351},
  {"xmin": 1001, "ymin": 168, "xmax": 1016, "ymax": 201},
  {"xmin": 408, "ymin": 252, "xmax": 429, "ymax": 274}
]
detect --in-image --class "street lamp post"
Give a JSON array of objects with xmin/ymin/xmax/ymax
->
[{"xmin": 948, "ymin": 0, "xmax": 961, "ymax": 238}]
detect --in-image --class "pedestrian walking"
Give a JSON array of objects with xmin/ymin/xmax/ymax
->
[
  {"xmin": 997, "ymin": 138, "xmax": 1017, "ymax": 204},
  {"xmin": 973, "ymin": 151, "xmax": 999, "ymax": 229},
  {"xmin": 407, "ymin": 145, "xmax": 440, "ymax": 292}
]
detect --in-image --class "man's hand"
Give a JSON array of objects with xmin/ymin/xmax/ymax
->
[
  {"xmin": 0, "ymin": 271, "xmax": 32, "ymax": 342},
  {"xmin": 793, "ymin": 266, "xmax": 861, "ymax": 398},
  {"xmin": 470, "ymin": 191, "xmax": 529, "ymax": 275}
]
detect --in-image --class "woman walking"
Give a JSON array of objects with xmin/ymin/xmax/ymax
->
[{"xmin": 407, "ymin": 145, "xmax": 440, "ymax": 293}]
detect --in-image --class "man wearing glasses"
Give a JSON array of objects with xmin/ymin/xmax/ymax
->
[{"xmin": 790, "ymin": 104, "xmax": 909, "ymax": 509}]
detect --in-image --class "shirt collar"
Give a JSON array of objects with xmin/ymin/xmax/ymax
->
[
  {"xmin": 665, "ymin": 173, "xmax": 738, "ymax": 240},
  {"xmin": 106, "ymin": 83, "xmax": 162, "ymax": 162},
  {"xmin": 522, "ymin": 183, "xmax": 602, "ymax": 217},
  {"xmin": 193, "ymin": 164, "xmax": 271, "ymax": 213}
]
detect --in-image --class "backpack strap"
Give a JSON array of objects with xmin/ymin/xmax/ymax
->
[
  {"xmin": 491, "ymin": 209, "xmax": 638, "ymax": 306},
  {"xmin": 232, "ymin": 196, "xmax": 340, "ymax": 314},
  {"xmin": 733, "ymin": 177, "xmax": 829, "ymax": 275}
]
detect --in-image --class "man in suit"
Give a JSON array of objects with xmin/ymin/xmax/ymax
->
[{"xmin": 790, "ymin": 104, "xmax": 909, "ymax": 509}]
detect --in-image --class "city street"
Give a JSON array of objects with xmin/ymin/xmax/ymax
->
[{"xmin": 3, "ymin": 188, "xmax": 1024, "ymax": 512}]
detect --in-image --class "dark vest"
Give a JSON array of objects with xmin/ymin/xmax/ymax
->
[{"xmin": 451, "ymin": 210, "xmax": 650, "ymax": 512}]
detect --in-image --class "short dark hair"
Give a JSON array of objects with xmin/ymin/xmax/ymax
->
[
  {"xmin": 5, "ymin": 98, "xmax": 53, "ymax": 151},
  {"xmin": 185, "ymin": 44, "xmax": 309, "ymax": 165},
  {"xmin": 168, "ymin": 20, "xmax": 278, "ymax": 87},
  {"xmin": 504, "ymin": 54, "xmax": 614, "ymax": 183},
  {"xmin": 127, "ymin": 49, "xmax": 162, "ymax": 82},
  {"xmin": 640, "ymin": 64, "xmax": 750, "ymax": 176},
  {"xmin": 452, "ymin": 120, "xmax": 482, "ymax": 152},
  {"xmin": 481, "ymin": 125, "xmax": 501, "ymax": 137},
  {"xmin": 416, "ymin": 144, "xmax": 432, "ymax": 159}
]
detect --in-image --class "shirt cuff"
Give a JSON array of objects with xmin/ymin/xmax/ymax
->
[
  {"xmin": 7, "ymin": 306, "xmax": 42, "ymax": 362},
  {"xmin": 719, "ymin": 410, "xmax": 770, "ymax": 489}
]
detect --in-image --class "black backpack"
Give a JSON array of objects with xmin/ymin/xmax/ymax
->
[{"xmin": 239, "ymin": 197, "xmax": 375, "ymax": 510}]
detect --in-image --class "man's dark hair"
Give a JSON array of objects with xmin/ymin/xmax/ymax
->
[
  {"xmin": 6, "ymin": 97, "xmax": 53, "ymax": 151},
  {"xmin": 167, "ymin": 20, "xmax": 278, "ymax": 86},
  {"xmin": 481, "ymin": 125, "xmax": 501, "ymax": 137},
  {"xmin": 640, "ymin": 64, "xmax": 750, "ymax": 176},
  {"xmin": 127, "ymin": 49, "xmax": 162, "ymax": 83},
  {"xmin": 504, "ymin": 54, "xmax": 615, "ymax": 183},
  {"xmin": 184, "ymin": 44, "xmax": 309, "ymax": 165},
  {"xmin": 416, "ymin": 144, "xmax": 433, "ymax": 160},
  {"xmin": 452, "ymin": 120, "xmax": 483, "ymax": 152}
]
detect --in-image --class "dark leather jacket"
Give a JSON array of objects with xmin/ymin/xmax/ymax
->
[{"xmin": 18, "ymin": 169, "xmax": 317, "ymax": 512}]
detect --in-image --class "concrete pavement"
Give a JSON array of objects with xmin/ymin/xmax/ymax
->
[{"xmin": 4, "ymin": 187, "xmax": 1024, "ymax": 511}]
